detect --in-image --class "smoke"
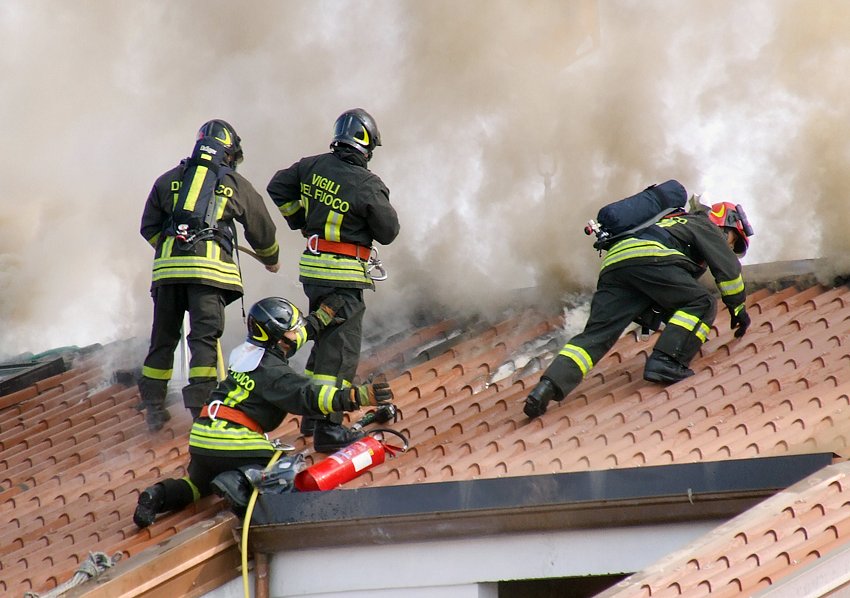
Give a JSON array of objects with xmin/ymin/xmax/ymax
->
[{"xmin": 1, "ymin": 0, "xmax": 848, "ymax": 358}]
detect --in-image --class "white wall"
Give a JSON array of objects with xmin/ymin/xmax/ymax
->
[{"xmin": 204, "ymin": 520, "xmax": 719, "ymax": 598}]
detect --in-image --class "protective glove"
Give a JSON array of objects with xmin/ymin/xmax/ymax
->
[
  {"xmin": 729, "ymin": 305, "xmax": 751, "ymax": 338},
  {"xmin": 303, "ymin": 296, "xmax": 347, "ymax": 339},
  {"xmin": 349, "ymin": 382, "xmax": 394, "ymax": 409}
]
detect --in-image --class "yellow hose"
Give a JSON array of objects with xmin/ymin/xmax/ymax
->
[{"xmin": 242, "ymin": 450, "xmax": 283, "ymax": 598}]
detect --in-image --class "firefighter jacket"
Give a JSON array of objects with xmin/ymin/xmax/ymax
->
[
  {"xmin": 267, "ymin": 149, "xmax": 400, "ymax": 289},
  {"xmin": 600, "ymin": 210, "xmax": 746, "ymax": 312},
  {"xmin": 141, "ymin": 161, "xmax": 280, "ymax": 304},
  {"xmin": 188, "ymin": 343, "xmax": 352, "ymax": 457}
]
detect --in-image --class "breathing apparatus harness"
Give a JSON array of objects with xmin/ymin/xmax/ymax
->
[{"xmin": 166, "ymin": 137, "xmax": 237, "ymax": 254}]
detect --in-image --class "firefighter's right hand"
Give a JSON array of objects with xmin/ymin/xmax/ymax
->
[
  {"xmin": 351, "ymin": 382, "xmax": 394, "ymax": 408},
  {"xmin": 729, "ymin": 305, "xmax": 751, "ymax": 338},
  {"xmin": 265, "ymin": 262, "xmax": 280, "ymax": 273}
]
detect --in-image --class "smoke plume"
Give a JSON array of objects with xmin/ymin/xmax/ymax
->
[{"xmin": 1, "ymin": 0, "xmax": 847, "ymax": 358}]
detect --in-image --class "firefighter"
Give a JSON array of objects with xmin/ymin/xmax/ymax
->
[
  {"xmin": 267, "ymin": 108, "xmax": 400, "ymax": 453},
  {"xmin": 139, "ymin": 120, "xmax": 280, "ymax": 432},
  {"xmin": 133, "ymin": 296, "xmax": 394, "ymax": 528},
  {"xmin": 524, "ymin": 197, "xmax": 754, "ymax": 418}
]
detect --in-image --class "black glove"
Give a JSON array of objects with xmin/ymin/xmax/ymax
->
[
  {"xmin": 350, "ymin": 382, "xmax": 394, "ymax": 409},
  {"xmin": 729, "ymin": 305, "xmax": 751, "ymax": 338}
]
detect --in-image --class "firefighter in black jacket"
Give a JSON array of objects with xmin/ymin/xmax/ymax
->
[
  {"xmin": 267, "ymin": 108, "xmax": 400, "ymax": 453},
  {"xmin": 139, "ymin": 120, "xmax": 280, "ymax": 432},
  {"xmin": 524, "ymin": 198, "xmax": 754, "ymax": 418},
  {"xmin": 133, "ymin": 296, "xmax": 394, "ymax": 528}
]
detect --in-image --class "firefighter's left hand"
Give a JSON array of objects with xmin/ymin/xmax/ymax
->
[
  {"xmin": 729, "ymin": 305, "xmax": 751, "ymax": 338},
  {"xmin": 352, "ymin": 382, "xmax": 394, "ymax": 407},
  {"xmin": 304, "ymin": 301, "xmax": 346, "ymax": 340}
]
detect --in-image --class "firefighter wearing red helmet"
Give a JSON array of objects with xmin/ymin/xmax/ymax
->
[
  {"xmin": 524, "ymin": 192, "xmax": 753, "ymax": 419},
  {"xmin": 133, "ymin": 297, "xmax": 394, "ymax": 528},
  {"xmin": 139, "ymin": 120, "xmax": 281, "ymax": 432},
  {"xmin": 267, "ymin": 109, "xmax": 400, "ymax": 453}
]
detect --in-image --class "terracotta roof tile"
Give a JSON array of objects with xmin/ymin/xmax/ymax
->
[{"xmin": 6, "ymin": 281, "xmax": 850, "ymax": 594}]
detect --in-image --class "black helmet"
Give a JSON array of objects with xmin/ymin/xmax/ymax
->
[
  {"xmin": 331, "ymin": 108, "xmax": 381, "ymax": 158},
  {"xmin": 246, "ymin": 297, "xmax": 305, "ymax": 355},
  {"xmin": 197, "ymin": 119, "xmax": 243, "ymax": 165}
]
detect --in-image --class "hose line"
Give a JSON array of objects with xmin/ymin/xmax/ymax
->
[{"xmin": 241, "ymin": 449, "xmax": 283, "ymax": 598}]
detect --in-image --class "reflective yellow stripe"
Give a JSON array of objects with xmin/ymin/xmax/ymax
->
[
  {"xmin": 299, "ymin": 254, "xmax": 370, "ymax": 284},
  {"xmin": 324, "ymin": 212, "xmax": 343, "ymax": 242},
  {"xmin": 184, "ymin": 165, "xmax": 210, "ymax": 212},
  {"xmin": 277, "ymin": 200, "xmax": 302, "ymax": 217},
  {"xmin": 306, "ymin": 372, "xmax": 352, "ymax": 388},
  {"xmin": 601, "ymin": 239, "xmax": 685, "ymax": 270},
  {"xmin": 147, "ymin": 232, "xmax": 160, "ymax": 248},
  {"xmin": 667, "ymin": 311, "xmax": 710, "ymax": 342},
  {"xmin": 189, "ymin": 366, "xmax": 217, "ymax": 379},
  {"xmin": 733, "ymin": 303, "xmax": 745, "ymax": 316},
  {"xmin": 317, "ymin": 386, "xmax": 337, "ymax": 414},
  {"xmin": 559, "ymin": 343, "xmax": 593, "ymax": 377},
  {"xmin": 214, "ymin": 195, "xmax": 227, "ymax": 220},
  {"xmin": 182, "ymin": 476, "xmax": 201, "ymax": 501},
  {"xmin": 189, "ymin": 421, "xmax": 273, "ymax": 452},
  {"xmin": 142, "ymin": 366, "xmax": 172, "ymax": 380},
  {"xmin": 252, "ymin": 241, "xmax": 279, "ymax": 258},
  {"xmin": 718, "ymin": 274, "xmax": 745, "ymax": 296},
  {"xmin": 152, "ymin": 255, "xmax": 242, "ymax": 286}
]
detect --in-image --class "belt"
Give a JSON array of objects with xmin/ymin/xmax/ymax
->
[
  {"xmin": 306, "ymin": 235, "xmax": 371, "ymax": 261},
  {"xmin": 200, "ymin": 402, "xmax": 263, "ymax": 434}
]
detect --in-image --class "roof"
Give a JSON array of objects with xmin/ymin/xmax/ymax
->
[{"xmin": 4, "ymin": 266, "xmax": 850, "ymax": 596}]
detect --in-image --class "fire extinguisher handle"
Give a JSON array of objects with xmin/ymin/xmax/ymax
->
[{"xmin": 368, "ymin": 428, "xmax": 409, "ymax": 452}]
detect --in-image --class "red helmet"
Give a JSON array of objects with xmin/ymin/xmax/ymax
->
[{"xmin": 708, "ymin": 202, "xmax": 753, "ymax": 256}]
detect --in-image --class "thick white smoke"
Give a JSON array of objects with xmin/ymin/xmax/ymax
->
[{"xmin": 0, "ymin": 0, "xmax": 847, "ymax": 358}]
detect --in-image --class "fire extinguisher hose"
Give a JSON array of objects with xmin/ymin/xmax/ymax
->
[
  {"xmin": 368, "ymin": 428, "xmax": 410, "ymax": 454},
  {"xmin": 241, "ymin": 449, "xmax": 283, "ymax": 598}
]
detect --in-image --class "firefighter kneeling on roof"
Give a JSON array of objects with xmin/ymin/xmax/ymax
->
[
  {"xmin": 524, "ymin": 187, "xmax": 754, "ymax": 418},
  {"xmin": 133, "ymin": 297, "xmax": 393, "ymax": 528}
]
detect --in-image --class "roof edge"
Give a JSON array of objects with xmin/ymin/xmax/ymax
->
[
  {"xmin": 64, "ymin": 513, "xmax": 240, "ymax": 598},
  {"xmin": 248, "ymin": 453, "xmax": 833, "ymax": 552}
]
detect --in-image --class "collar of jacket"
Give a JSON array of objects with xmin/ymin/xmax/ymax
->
[{"xmin": 332, "ymin": 146, "xmax": 369, "ymax": 168}]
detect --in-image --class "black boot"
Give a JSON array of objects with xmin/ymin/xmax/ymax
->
[
  {"xmin": 134, "ymin": 484, "xmax": 165, "ymax": 528},
  {"xmin": 313, "ymin": 421, "xmax": 365, "ymax": 453},
  {"xmin": 523, "ymin": 378, "xmax": 563, "ymax": 419},
  {"xmin": 138, "ymin": 378, "xmax": 171, "ymax": 432},
  {"xmin": 643, "ymin": 351, "xmax": 695, "ymax": 384}
]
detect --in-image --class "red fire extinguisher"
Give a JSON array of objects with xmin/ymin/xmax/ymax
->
[{"xmin": 295, "ymin": 428, "xmax": 409, "ymax": 492}]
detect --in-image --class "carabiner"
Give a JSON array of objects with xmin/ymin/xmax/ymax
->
[
  {"xmin": 367, "ymin": 247, "xmax": 388, "ymax": 281},
  {"xmin": 306, "ymin": 234, "xmax": 321, "ymax": 255}
]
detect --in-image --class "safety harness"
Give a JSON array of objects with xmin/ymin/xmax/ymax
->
[
  {"xmin": 200, "ymin": 401, "xmax": 263, "ymax": 435},
  {"xmin": 305, "ymin": 234, "xmax": 388, "ymax": 281}
]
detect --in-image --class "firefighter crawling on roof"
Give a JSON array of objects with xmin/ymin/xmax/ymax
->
[
  {"xmin": 138, "ymin": 120, "xmax": 281, "ymax": 432},
  {"xmin": 267, "ymin": 108, "xmax": 400, "ymax": 454},
  {"xmin": 133, "ymin": 297, "xmax": 394, "ymax": 528},
  {"xmin": 523, "ymin": 193, "xmax": 754, "ymax": 419}
]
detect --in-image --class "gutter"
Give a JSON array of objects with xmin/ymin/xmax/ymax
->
[{"xmin": 248, "ymin": 453, "xmax": 833, "ymax": 552}]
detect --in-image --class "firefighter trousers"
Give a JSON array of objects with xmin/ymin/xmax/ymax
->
[
  {"xmin": 543, "ymin": 262, "xmax": 717, "ymax": 398},
  {"xmin": 156, "ymin": 451, "xmax": 274, "ymax": 512},
  {"xmin": 140, "ymin": 284, "xmax": 225, "ymax": 415},
  {"xmin": 302, "ymin": 284, "xmax": 365, "ymax": 427}
]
